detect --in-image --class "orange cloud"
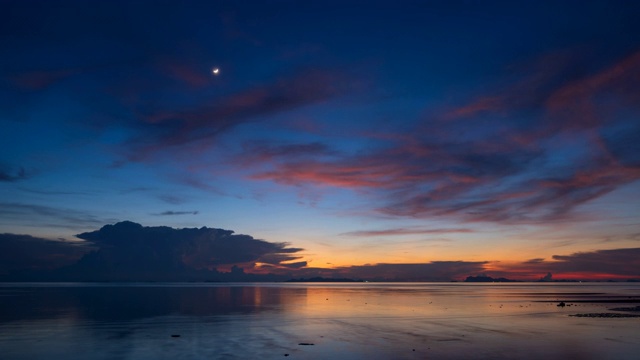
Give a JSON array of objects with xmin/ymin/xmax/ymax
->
[{"xmin": 487, "ymin": 248, "xmax": 640, "ymax": 280}]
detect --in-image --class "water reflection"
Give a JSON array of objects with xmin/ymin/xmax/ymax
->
[
  {"xmin": 0, "ymin": 284, "xmax": 307, "ymax": 322},
  {"xmin": 1, "ymin": 283, "xmax": 639, "ymax": 360}
]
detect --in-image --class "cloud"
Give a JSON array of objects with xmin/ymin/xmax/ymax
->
[
  {"xmin": 297, "ymin": 248, "xmax": 639, "ymax": 282},
  {"xmin": 489, "ymin": 248, "xmax": 640, "ymax": 280},
  {"xmin": 443, "ymin": 96, "xmax": 504, "ymax": 120},
  {"xmin": 157, "ymin": 61, "xmax": 211, "ymax": 88},
  {"xmin": 10, "ymin": 69, "xmax": 78, "ymax": 90},
  {"xmin": 0, "ymin": 221, "xmax": 307, "ymax": 281},
  {"xmin": 0, "ymin": 233, "xmax": 90, "ymax": 274},
  {"xmin": 443, "ymin": 49, "xmax": 640, "ymax": 134},
  {"xmin": 602, "ymin": 125, "xmax": 640, "ymax": 168},
  {"xmin": 125, "ymin": 69, "xmax": 356, "ymax": 161},
  {"xmin": 17, "ymin": 188, "xmax": 88, "ymax": 196},
  {"xmin": 0, "ymin": 165, "xmax": 29, "ymax": 182},
  {"xmin": 239, "ymin": 141, "xmax": 334, "ymax": 165},
  {"xmin": 68, "ymin": 221, "xmax": 304, "ymax": 280},
  {"xmin": 152, "ymin": 210, "xmax": 199, "ymax": 216},
  {"xmin": 157, "ymin": 194, "xmax": 189, "ymax": 205},
  {"xmin": 288, "ymin": 261, "xmax": 489, "ymax": 282},
  {"xmin": 246, "ymin": 50, "xmax": 640, "ymax": 224},
  {"xmin": 544, "ymin": 50, "xmax": 640, "ymax": 129},
  {"xmin": 523, "ymin": 258, "xmax": 545, "ymax": 264},
  {"xmin": 250, "ymin": 138, "xmax": 550, "ymax": 222},
  {"xmin": 341, "ymin": 261, "xmax": 488, "ymax": 281},
  {"xmin": 3, "ymin": 222, "xmax": 636, "ymax": 282},
  {"xmin": 549, "ymin": 248, "xmax": 640, "ymax": 277},
  {"xmin": 341, "ymin": 228, "xmax": 474, "ymax": 237},
  {"xmin": 0, "ymin": 202, "xmax": 114, "ymax": 230}
]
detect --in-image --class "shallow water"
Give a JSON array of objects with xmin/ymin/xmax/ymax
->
[{"xmin": 1, "ymin": 282, "xmax": 639, "ymax": 359}]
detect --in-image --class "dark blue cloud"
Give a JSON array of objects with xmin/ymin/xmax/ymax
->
[
  {"xmin": 68, "ymin": 221, "xmax": 304, "ymax": 280},
  {"xmin": 490, "ymin": 248, "xmax": 640, "ymax": 280},
  {"xmin": 550, "ymin": 248, "xmax": 640, "ymax": 277},
  {"xmin": 0, "ymin": 221, "xmax": 308, "ymax": 281},
  {"xmin": 0, "ymin": 165, "xmax": 28, "ymax": 182},
  {"xmin": 293, "ymin": 261, "xmax": 489, "ymax": 282},
  {"xmin": 0, "ymin": 233, "xmax": 90, "ymax": 274},
  {"xmin": 121, "ymin": 68, "xmax": 359, "ymax": 161},
  {"xmin": 152, "ymin": 210, "xmax": 199, "ymax": 216},
  {"xmin": 603, "ymin": 126, "xmax": 640, "ymax": 168},
  {"xmin": 0, "ymin": 202, "xmax": 113, "ymax": 230},
  {"xmin": 3, "ymin": 222, "xmax": 638, "ymax": 281}
]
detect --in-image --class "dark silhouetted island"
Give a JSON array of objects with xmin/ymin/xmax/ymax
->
[
  {"xmin": 464, "ymin": 275, "xmax": 520, "ymax": 282},
  {"xmin": 287, "ymin": 277, "xmax": 364, "ymax": 282}
]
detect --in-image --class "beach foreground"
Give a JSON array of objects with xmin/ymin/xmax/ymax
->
[{"xmin": 1, "ymin": 282, "xmax": 639, "ymax": 359}]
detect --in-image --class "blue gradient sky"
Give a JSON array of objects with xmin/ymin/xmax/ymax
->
[{"xmin": 1, "ymin": 0, "xmax": 639, "ymax": 279}]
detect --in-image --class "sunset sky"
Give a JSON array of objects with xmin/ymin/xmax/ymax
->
[{"xmin": 1, "ymin": 0, "xmax": 639, "ymax": 281}]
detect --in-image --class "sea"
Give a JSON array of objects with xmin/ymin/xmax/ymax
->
[{"xmin": 1, "ymin": 282, "xmax": 639, "ymax": 359}]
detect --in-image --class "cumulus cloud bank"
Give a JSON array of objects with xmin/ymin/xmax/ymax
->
[
  {"xmin": 1, "ymin": 221, "xmax": 638, "ymax": 282},
  {"xmin": 0, "ymin": 233, "xmax": 90, "ymax": 274},
  {"xmin": 66, "ymin": 221, "xmax": 304, "ymax": 280}
]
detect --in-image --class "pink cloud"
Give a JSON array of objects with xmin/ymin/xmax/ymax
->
[
  {"xmin": 158, "ymin": 62, "xmax": 211, "ymax": 88},
  {"xmin": 262, "ymin": 50, "xmax": 640, "ymax": 223},
  {"xmin": 488, "ymin": 248, "xmax": 640, "ymax": 280},
  {"xmin": 12, "ymin": 69, "xmax": 78, "ymax": 90},
  {"xmin": 341, "ymin": 228, "xmax": 474, "ymax": 237},
  {"xmin": 546, "ymin": 50, "xmax": 640, "ymax": 118},
  {"xmin": 443, "ymin": 95, "xmax": 505, "ymax": 120}
]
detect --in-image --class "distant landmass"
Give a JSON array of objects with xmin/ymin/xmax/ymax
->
[
  {"xmin": 286, "ymin": 277, "xmax": 364, "ymax": 282},
  {"xmin": 464, "ymin": 275, "xmax": 520, "ymax": 283}
]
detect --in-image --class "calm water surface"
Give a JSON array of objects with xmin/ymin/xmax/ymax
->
[{"xmin": 1, "ymin": 282, "xmax": 639, "ymax": 359}]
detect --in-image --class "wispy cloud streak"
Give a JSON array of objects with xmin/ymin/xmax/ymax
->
[
  {"xmin": 0, "ymin": 165, "xmax": 29, "ymax": 182},
  {"xmin": 0, "ymin": 203, "xmax": 116, "ymax": 232},
  {"xmin": 342, "ymin": 228, "xmax": 474, "ymax": 237},
  {"xmin": 244, "ymin": 50, "xmax": 640, "ymax": 224},
  {"xmin": 489, "ymin": 248, "xmax": 640, "ymax": 280},
  {"xmin": 153, "ymin": 211, "xmax": 199, "ymax": 216},
  {"xmin": 125, "ymin": 69, "xmax": 355, "ymax": 161}
]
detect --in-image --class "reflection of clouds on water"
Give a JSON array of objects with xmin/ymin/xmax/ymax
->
[
  {"xmin": 0, "ymin": 285, "xmax": 307, "ymax": 322},
  {"xmin": 1, "ymin": 283, "xmax": 639, "ymax": 360}
]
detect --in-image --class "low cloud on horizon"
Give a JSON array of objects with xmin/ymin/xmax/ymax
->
[{"xmin": 0, "ymin": 221, "xmax": 638, "ymax": 282}]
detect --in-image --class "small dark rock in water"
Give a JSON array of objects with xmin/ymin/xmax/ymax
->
[
  {"xmin": 570, "ymin": 313, "xmax": 640, "ymax": 318},
  {"xmin": 298, "ymin": 343, "xmax": 315, "ymax": 346},
  {"xmin": 171, "ymin": 334, "xmax": 181, "ymax": 338},
  {"xmin": 610, "ymin": 306, "xmax": 640, "ymax": 312},
  {"xmin": 557, "ymin": 302, "xmax": 566, "ymax": 307},
  {"xmin": 284, "ymin": 354, "xmax": 289, "ymax": 357}
]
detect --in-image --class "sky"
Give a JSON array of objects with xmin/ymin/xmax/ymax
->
[{"xmin": 1, "ymin": 0, "xmax": 639, "ymax": 281}]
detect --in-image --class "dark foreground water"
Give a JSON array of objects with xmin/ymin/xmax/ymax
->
[{"xmin": 1, "ymin": 282, "xmax": 639, "ymax": 359}]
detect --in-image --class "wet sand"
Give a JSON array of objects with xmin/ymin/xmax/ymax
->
[{"xmin": 1, "ymin": 282, "xmax": 639, "ymax": 359}]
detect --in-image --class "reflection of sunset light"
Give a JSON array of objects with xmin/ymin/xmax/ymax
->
[{"xmin": 253, "ymin": 287, "xmax": 263, "ymax": 306}]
